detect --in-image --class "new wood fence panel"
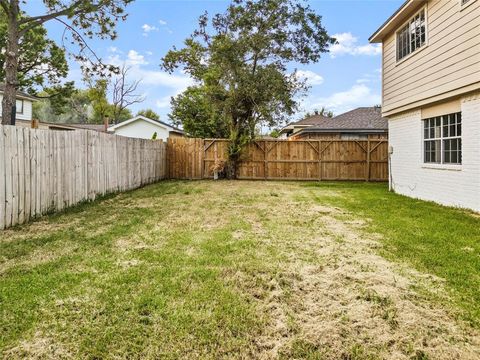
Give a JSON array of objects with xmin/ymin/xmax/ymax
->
[
  {"xmin": 0, "ymin": 125, "xmax": 167, "ymax": 230},
  {"xmin": 168, "ymin": 138, "xmax": 388, "ymax": 182}
]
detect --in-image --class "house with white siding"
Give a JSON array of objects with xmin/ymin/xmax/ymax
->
[
  {"xmin": 370, "ymin": 0, "xmax": 480, "ymax": 211},
  {"xmin": 0, "ymin": 85, "xmax": 37, "ymax": 122},
  {"xmin": 107, "ymin": 115, "xmax": 185, "ymax": 140}
]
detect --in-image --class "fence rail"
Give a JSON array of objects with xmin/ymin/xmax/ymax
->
[
  {"xmin": 0, "ymin": 125, "xmax": 167, "ymax": 230},
  {"xmin": 167, "ymin": 137, "xmax": 388, "ymax": 181}
]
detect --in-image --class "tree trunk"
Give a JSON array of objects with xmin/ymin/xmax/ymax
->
[
  {"xmin": 226, "ymin": 120, "xmax": 243, "ymax": 179},
  {"xmin": 2, "ymin": 2, "xmax": 20, "ymax": 125}
]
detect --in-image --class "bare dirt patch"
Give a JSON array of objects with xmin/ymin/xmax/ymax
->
[{"xmin": 4, "ymin": 332, "xmax": 73, "ymax": 359}]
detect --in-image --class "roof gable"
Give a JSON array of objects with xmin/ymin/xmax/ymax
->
[{"xmin": 107, "ymin": 115, "xmax": 184, "ymax": 133}]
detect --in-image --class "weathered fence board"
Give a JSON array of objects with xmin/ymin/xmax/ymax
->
[
  {"xmin": 0, "ymin": 125, "xmax": 167, "ymax": 230},
  {"xmin": 167, "ymin": 137, "xmax": 388, "ymax": 182}
]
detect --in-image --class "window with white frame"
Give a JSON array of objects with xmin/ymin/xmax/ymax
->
[
  {"xmin": 15, "ymin": 99, "xmax": 24, "ymax": 114},
  {"xmin": 396, "ymin": 8, "xmax": 426, "ymax": 61},
  {"xmin": 423, "ymin": 113, "xmax": 462, "ymax": 165}
]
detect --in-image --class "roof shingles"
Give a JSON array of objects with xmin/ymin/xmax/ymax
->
[{"xmin": 308, "ymin": 107, "xmax": 388, "ymax": 130}]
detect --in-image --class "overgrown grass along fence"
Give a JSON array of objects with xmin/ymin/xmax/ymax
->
[
  {"xmin": 167, "ymin": 137, "xmax": 389, "ymax": 181},
  {"xmin": 0, "ymin": 125, "xmax": 167, "ymax": 230}
]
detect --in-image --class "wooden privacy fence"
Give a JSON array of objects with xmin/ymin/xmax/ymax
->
[
  {"xmin": 0, "ymin": 125, "xmax": 167, "ymax": 230},
  {"xmin": 167, "ymin": 137, "xmax": 388, "ymax": 181}
]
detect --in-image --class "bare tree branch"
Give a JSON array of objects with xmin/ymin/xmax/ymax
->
[
  {"xmin": 112, "ymin": 65, "xmax": 145, "ymax": 123},
  {"xmin": 19, "ymin": 0, "xmax": 87, "ymax": 27},
  {"xmin": 54, "ymin": 17, "xmax": 105, "ymax": 66}
]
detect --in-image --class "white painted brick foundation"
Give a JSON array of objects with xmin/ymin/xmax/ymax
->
[{"xmin": 388, "ymin": 92, "xmax": 480, "ymax": 212}]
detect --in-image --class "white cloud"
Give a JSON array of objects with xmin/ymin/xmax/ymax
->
[
  {"xmin": 330, "ymin": 32, "xmax": 382, "ymax": 58},
  {"xmin": 356, "ymin": 69, "xmax": 382, "ymax": 85},
  {"xmin": 157, "ymin": 19, "xmax": 173, "ymax": 34},
  {"xmin": 304, "ymin": 83, "xmax": 381, "ymax": 114},
  {"xmin": 156, "ymin": 96, "xmax": 172, "ymax": 109},
  {"xmin": 127, "ymin": 50, "xmax": 148, "ymax": 66},
  {"xmin": 145, "ymin": 51, "xmax": 153, "ymax": 56},
  {"xmin": 296, "ymin": 70, "xmax": 324, "ymax": 86},
  {"xmin": 106, "ymin": 51, "xmax": 192, "ymax": 89},
  {"xmin": 108, "ymin": 46, "xmax": 119, "ymax": 53},
  {"xmin": 140, "ymin": 71, "xmax": 193, "ymax": 89},
  {"xmin": 142, "ymin": 23, "xmax": 159, "ymax": 36}
]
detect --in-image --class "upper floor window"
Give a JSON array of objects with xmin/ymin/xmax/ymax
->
[
  {"xmin": 396, "ymin": 8, "xmax": 426, "ymax": 62},
  {"xmin": 424, "ymin": 113, "xmax": 462, "ymax": 165}
]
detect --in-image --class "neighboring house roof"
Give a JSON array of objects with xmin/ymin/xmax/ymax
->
[
  {"xmin": 0, "ymin": 84, "xmax": 39, "ymax": 102},
  {"xmin": 307, "ymin": 107, "xmax": 388, "ymax": 131},
  {"xmin": 279, "ymin": 114, "xmax": 332, "ymax": 135},
  {"xmin": 67, "ymin": 124, "xmax": 107, "ymax": 132},
  {"xmin": 293, "ymin": 114, "xmax": 332, "ymax": 126},
  {"xmin": 282, "ymin": 107, "xmax": 387, "ymax": 136},
  {"xmin": 107, "ymin": 115, "xmax": 185, "ymax": 134},
  {"xmin": 15, "ymin": 119, "xmax": 107, "ymax": 132}
]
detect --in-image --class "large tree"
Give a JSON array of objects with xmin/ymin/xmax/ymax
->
[
  {"xmin": 162, "ymin": 0, "xmax": 335, "ymax": 177},
  {"xmin": 0, "ymin": 0, "xmax": 132, "ymax": 124}
]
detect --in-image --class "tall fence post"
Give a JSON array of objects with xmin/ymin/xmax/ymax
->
[{"xmin": 366, "ymin": 139, "xmax": 371, "ymax": 182}]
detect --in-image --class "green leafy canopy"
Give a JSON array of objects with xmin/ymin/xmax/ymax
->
[{"xmin": 137, "ymin": 109, "xmax": 161, "ymax": 121}]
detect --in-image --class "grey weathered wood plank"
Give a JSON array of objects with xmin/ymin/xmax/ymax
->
[{"xmin": 0, "ymin": 126, "xmax": 5, "ymax": 229}]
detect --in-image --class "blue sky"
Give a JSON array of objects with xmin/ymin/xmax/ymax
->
[{"xmin": 26, "ymin": 0, "xmax": 404, "ymax": 125}]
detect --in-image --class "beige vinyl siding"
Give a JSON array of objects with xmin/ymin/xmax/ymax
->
[{"xmin": 382, "ymin": 0, "xmax": 480, "ymax": 115}]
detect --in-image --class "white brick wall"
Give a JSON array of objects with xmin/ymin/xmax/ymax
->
[{"xmin": 389, "ymin": 92, "xmax": 480, "ymax": 212}]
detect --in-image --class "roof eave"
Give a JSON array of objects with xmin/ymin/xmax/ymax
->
[
  {"xmin": 299, "ymin": 128, "xmax": 388, "ymax": 134},
  {"xmin": 369, "ymin": 0, "xmax": 425, "ymax": 43},
  {"xmin": 16, "ymin": 94, "xmax": 39, "ymax": 102}
]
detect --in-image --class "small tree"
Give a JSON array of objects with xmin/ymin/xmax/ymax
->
[
  {"xmin": 112, "ymin": 65, "xmax": 145, "ymax": 123},
  {"xmin": 137, "ymin": 109, "xmax": 160, "ymax": 120},
  {"xmin": 169, "ymin": 86, "xmax": 229, "ymax": 138},
  {"xmin": 0, "ymin": 0, "xmax": 132, "ymax": 124},
  {"xmin": 33, "ymin": 87, "xmax": 92, "ymax": 124},
  {"xmin": 86, "ymin": 78, "xmax": 112, "ymax": 123},
  {"xmin": 304, "ymin": 107, "xmax": 334, "ymax": 119},
  {"xmin": 269, "ymin": 129, "xmax": 281, "ymax": 138},
  {"xmin": 163, "ymin": 0, "xmax": 335, "ymax": 177}
]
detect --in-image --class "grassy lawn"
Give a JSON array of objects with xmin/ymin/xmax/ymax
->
[{"xmin": 1, "ymin": 180, "xmax": 479, "ymax": 359}]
